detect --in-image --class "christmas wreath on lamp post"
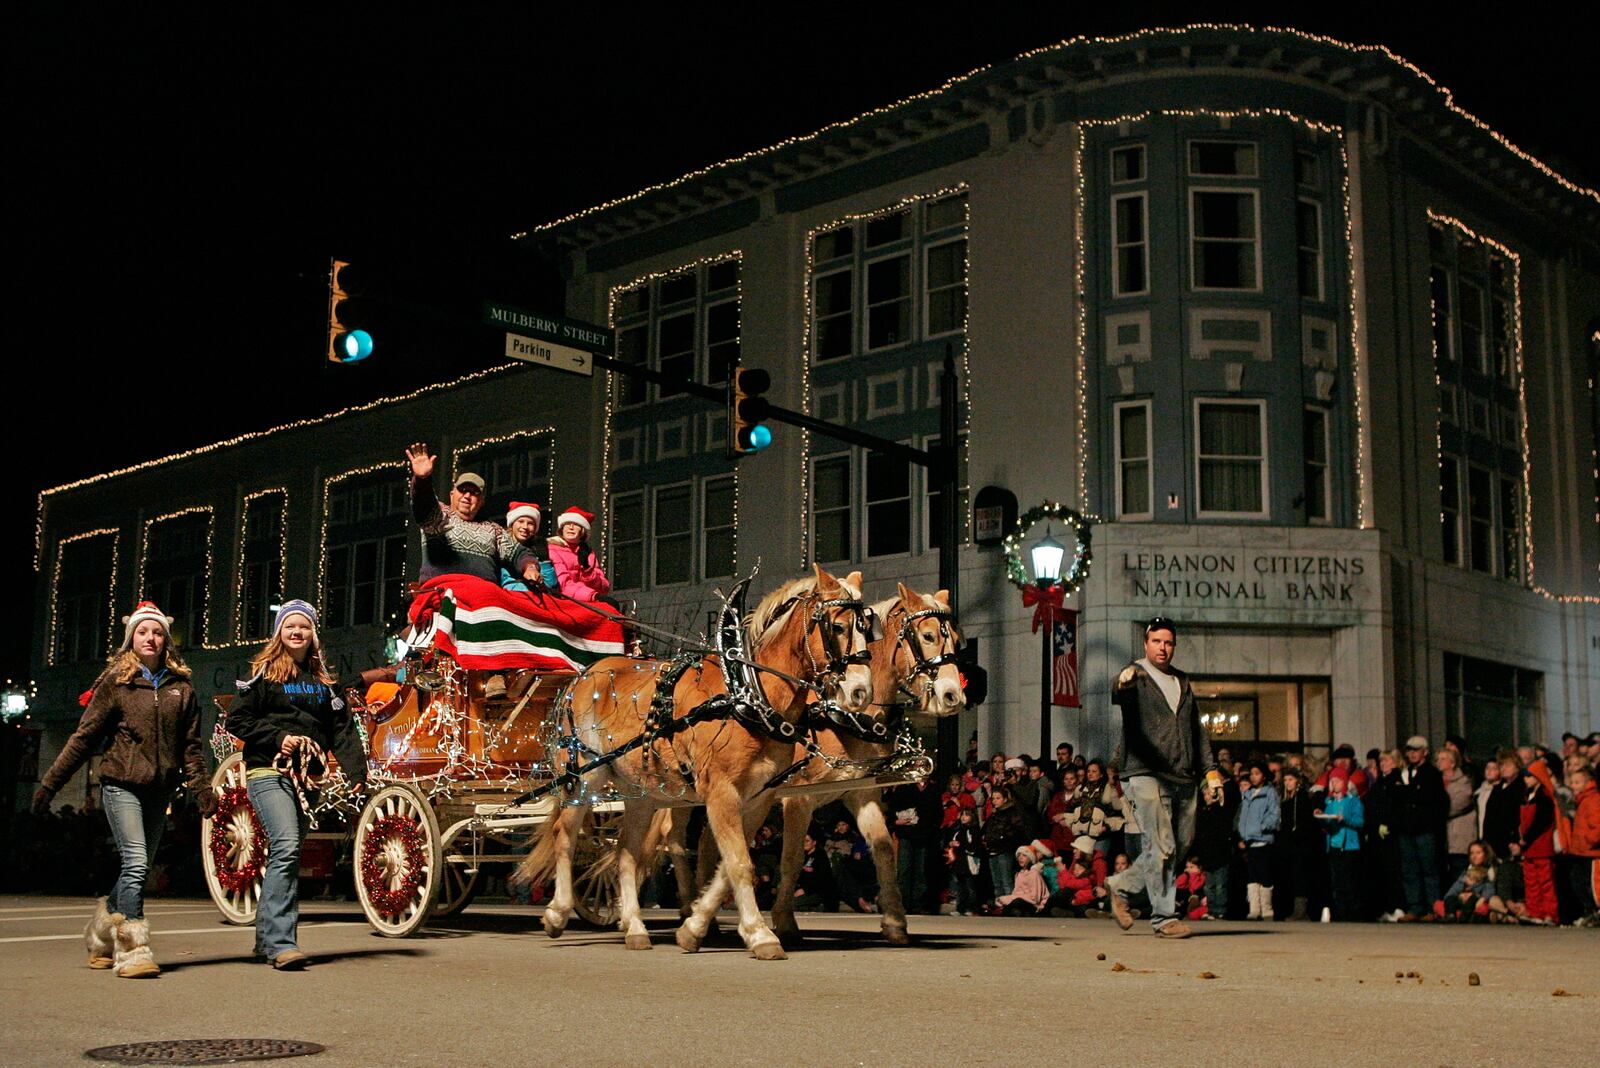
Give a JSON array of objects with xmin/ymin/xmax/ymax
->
[
  {"xmin": 1004, "ymin": 501, "xmax": 1093, "ymax": 621},
  {"xmin": 1004, "ymin": 502, "xmax": 1092, "ymax": 754}
]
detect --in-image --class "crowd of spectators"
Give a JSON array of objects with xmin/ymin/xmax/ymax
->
[{"xmin": 756, "ymin": 730, "xmax": 1600, "ymax": 927}]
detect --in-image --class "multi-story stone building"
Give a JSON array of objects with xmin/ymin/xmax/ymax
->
[{"xmin": 30, "ymin": 26, "xmax": 1599, "ymax": 805}]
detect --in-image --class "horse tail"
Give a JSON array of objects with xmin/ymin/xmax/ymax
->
[{"xmin": 511, "ymin": 806, "xmax": 590, "ymax": 890}]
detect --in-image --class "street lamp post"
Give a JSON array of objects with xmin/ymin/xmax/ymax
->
[{"xmin": 1030, "ymin": 530, "xmax": 1065, "ymax": 756}]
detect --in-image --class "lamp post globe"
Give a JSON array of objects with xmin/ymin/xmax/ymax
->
[{"xmin": 1030, "ymin": 528, "xmax": 1066, "ymax": 588}]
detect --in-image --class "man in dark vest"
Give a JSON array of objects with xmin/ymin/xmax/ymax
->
[{"xmin": 1105, "ymin": 617, "xmax": 1218, "ymax": 938}]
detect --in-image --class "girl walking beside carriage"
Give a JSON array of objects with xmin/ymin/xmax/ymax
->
[
  {"xmin": 33, "ymin": 601, "xmax": 212, "ymax": 978},
  {"xmin": 226, "ymin": 601, "xmax": 367, "ymax": 969}
]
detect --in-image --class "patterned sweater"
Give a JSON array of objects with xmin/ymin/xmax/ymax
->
[{"xmin": 411, "ymin": 475, "xmax": 532, "ymax": 584}]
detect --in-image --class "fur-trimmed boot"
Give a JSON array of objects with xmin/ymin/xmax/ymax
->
[
  {"xmin": 113, "ymin": 917, "xmax": 160, "ymax": 978},
  {"xmin": 1245, "ymin": 883, "xmax": 1262, "ymax": 920},
  {"xmin": 84, "ymin": 898, "xmax": 117, "ymax": 969},
  {"xmin": 1259, "ymin": 885, "xmax": 1276, "ymax": 921}
]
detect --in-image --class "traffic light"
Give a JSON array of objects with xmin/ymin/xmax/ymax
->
[
  {"xmin": 728, "ymin": 366, "xmax": 773, "ymax": 456},
  {"xmin": 326, "ymin": 259, "xmax": 374, "ymax": 363}
]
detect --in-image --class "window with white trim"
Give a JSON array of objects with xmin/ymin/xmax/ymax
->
[
  {"xmin": 808, "ymin": 192, "xmax": 968, "ymax": 362},
  {"xmin": 1188, "ymin": 140, "xmax": 1258, "ymax": 177},
  {"xmin": 1458, "ymin": 278, "xmax": 1487, "ymax": 376},
  {"xmin": 1112, "ymin": 192, "xmax": 1149, "ymax": 297},
  {"xmin": 811, "ymin": 453, "xmax": 852, "ymax": 563},
  {"xmin": 324, "ymin": 477, "xmax": 407, "ymax": 631},
  {"xmin": 864, "ymin": 450, "xmax": 912, "ymax": 558},
  {"xmin": 705, "ymin": 299, "xmax": 740, "ymax": 386},
  {"xmin": 238, "ymin": 492, "xmax": 286, "ymax": 642},
  {"xmin": 1111, "ymin": 143, "xmax": 1146, "ymax": 184},
  {"xmin": 143, "ymin": 511, "xmax": 211, "ymax": 648},
  {"xmin": 657, "ymin": 311, "xmax": 695, "ymax": 400},
  {"xmin": 1190, "ymin": 189, "xmax": 1260, "ymax": 290},
  {"xmin": 610, "ymin": 258, "xmax": 740, "ymax": 406},
  {"xmin": 609, "ymin": 491, "xmax": 645, "ymax": 592},
  {"xmin": 1430, "ymin": 268, "xmax": 1454, "ymax": 364},
  {"xmin": 1303, "ymin": 407, "xmax": 1331, "ymax": 524},
  {"xmin": 53, "ymin": 532, "xmax": 116, "ymax": 664},
  {"xmin": 1114, "ymin": 401, "xmax": 1153, "ymax": 520},
  {"xmin": 1467, "ymin": 464, "xmax": 1493, "ymax": 573},
  {"xmin": 652, "ymin": 483, "xmax": 693, "ymax": 587},
  {"xmin": 1194, "ymin": 400, "xmax": 1268, "ymax": 517},
  {"xmin": 1440, "ymin": 455, "xmax": 1462, "ymax": 566},
  {"xmin": 701, "ymin": 475, "xmax": 736, "ymax": 579},
  {"xmin": 922, "ymin": 432, "xmax": 970, "ymax": 551},
  {"xmin": 924, "ymin": 238, "xmax": 967, "ymax": 336},
  {"xmin": 1296, "ymin": 198, "xmax": 1324, "ymax": 300}
]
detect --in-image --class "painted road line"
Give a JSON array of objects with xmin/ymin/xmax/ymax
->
[{"xmin": 0, "ymin": 921, "xmax": 366, "ymax": 945}]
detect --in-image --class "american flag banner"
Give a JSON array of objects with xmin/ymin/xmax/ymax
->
[{"xmin": 1051, "ymin": 607, "xmax": 1080, "ymax": 708}]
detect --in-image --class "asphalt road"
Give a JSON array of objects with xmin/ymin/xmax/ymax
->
[{"xmin": 2, "ymin": 895, "xmax": 1595, "ymax": 1067}]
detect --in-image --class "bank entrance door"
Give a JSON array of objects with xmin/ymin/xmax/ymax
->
[{"xmin": 1191, "ymin": 677, "xmax": 1331, "ymax": 755}]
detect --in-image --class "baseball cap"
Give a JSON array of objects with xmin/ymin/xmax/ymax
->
[
  {"xmin": 1404, "ymin": 735, "xmax": 1429, "ymax": 750},
  {"xmin": 454, "ymin": 472, "xmax": 486, "ymax": 492}
]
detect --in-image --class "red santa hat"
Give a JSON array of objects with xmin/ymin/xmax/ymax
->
[
  {"xmin": 1030, "ymin": 838, "xmax": 1056, "ymax": 860},
  {"xmin": 505, "ymin": 501, "xmax": 542, "ymax": 528},
  {"xmin": 119, "ymin": 601, "xmax": 173, "ymax": 651},
  {"xmin": 555, "ymin": 506, "xmax": 594, "ymax": 534}
]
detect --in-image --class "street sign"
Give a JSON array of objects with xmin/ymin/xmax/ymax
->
[
  {"xmin": 483, "ymin": 301, "xmax": 614, "ymax": 355},
  {"xmin": 503, "ymin": 333, "xmax": 594, "ymax": 377}
]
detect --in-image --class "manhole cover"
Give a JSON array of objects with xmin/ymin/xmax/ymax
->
[{"xmin": 85, "ymin": 1038, "xmax": 324, "ymax": 1064}]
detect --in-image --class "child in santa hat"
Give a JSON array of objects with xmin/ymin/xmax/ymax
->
[{"xmin": 548, "ymin": 506, "xmax": 613, "ymax": 603}]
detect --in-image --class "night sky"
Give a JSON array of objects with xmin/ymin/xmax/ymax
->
[{"xmin": 11, "ymin": 6, "xmax": 1596, "ymax": 681}]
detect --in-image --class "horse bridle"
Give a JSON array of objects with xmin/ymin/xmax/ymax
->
[{"xmin": 889, "ymin": 603, "xmax": 962, "ymax": 705}]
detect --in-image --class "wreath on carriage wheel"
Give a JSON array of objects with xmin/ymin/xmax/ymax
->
[
  {"xmin": 209, "ymin": 787, "xmax": 268, "ymax": 895},
  {"xmin": 359, "ymin": 814, "xmax": 428, "ymax": 915}
]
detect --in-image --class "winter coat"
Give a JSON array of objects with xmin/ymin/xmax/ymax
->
[
  {"xmin": 1068, "ymin": 780, "xmax": 1124, "ymax": 842},
  {"xmin": 1112, "ymin": 660, "xmax": 1209, "ymax": 786},
  {"xmin": 1045, "ymin": 789, "xmax": 1077, "ymax": 855},
  {"xmin": 547, "ymin": 537, "xmax": 611, "ymax": 601},
  {"xmin": 1393, "ymin": 760, "xmax": 1448, "ymax": 837},
  {"xmin": 1315, "ymin": 763, "xmax": 1370, "ymax": 797},
  {"xmin": 41, "ymin": 667, "xmax": 205, "ymax": 795},
  {"xmin": 1321, "ymin": 793, "xmax": 1365, "ymax": 851},
  {"xmin": 997, "ymin": 864, "xmax": 1050, "ymax": 911},
  {"xmin": 1480, "ymin": 780, "xmax": 1523, "ymax": 858},
  {"xmin": 1193, "ymin": 779, "xmax": 1239, "ymax": 870},
  {"xmin": 1570, "ymin": 783, "xmax": 1600, "ymax": 859},
  {"xmin": 1237, "ymin": 784, "xmax": 1281, "ymax": 845},
  {"xmin": 1517, "ymin": 783, "xmax": 1556, "ymax": 860},
  {"xmin": 795, "ymin": 845, "xmax": 838, "ymax": 903},
  {"xmin": 1443, "ymin": 769, "xmax": 1477, "ymax": 855},
  {"xmin": 886, "ymin": 782, "xmax": 944, "ymax": 844},
  {"xmin": 226, "ymin": 672, "xmax": 368, "ymax": 785},
  {"xmin": 1277, "ymin": 788, "xmax": 1321, "ymax": 863},
  {"xmin": 982, "ymin": 803, "xmax": 1030, "ymax": 857}
]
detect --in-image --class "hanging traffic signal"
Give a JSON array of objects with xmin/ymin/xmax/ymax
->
[
  {"xmin": 728, "ymin": 366, "xmax": 772, "ymax": 456},
  {"xmin": 327, "ymin": 259, "xmax": 374, "ymax": 363}
]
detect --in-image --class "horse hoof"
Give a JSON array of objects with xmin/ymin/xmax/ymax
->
[
  {"xmin": 750, "ymin": 941, "xmax": 787, "ymax": 961},
  {"xmin": 675, "ymin": 926, "xmax": 702, "ymax": 953},
  {"xmin": 624, "ymin": 933, "xmax": 654, "ymax": 951},
  {"xmin": 882, "ymin": 923, "xmax": 911, "ymax": 946},
  {"xmin": 542, "ymin": 914, "xmax": 567, "ymax": 939}
]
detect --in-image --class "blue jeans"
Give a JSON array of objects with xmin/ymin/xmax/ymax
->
[
  {"xmin": 1398, "ymin": 831, "xmax": 1441, "ymax": 917},
  {"xmin": 988, "ymin": 853, "xmax": 1017, "ymax": 899},
  {"xmin": 101, "ymin": 782, "xmax": 171, "ymax": 920},
  {"xmin": 248, "ymin": 774, "xmax": 308, "ymax": 957},
  {"xmin": 1106, "ymin": 776, "xmax": 1197, "ymax": 928}
]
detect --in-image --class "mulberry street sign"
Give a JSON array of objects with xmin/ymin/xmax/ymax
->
[
  {"xmin": 503, "ymin": 333, "xmax": 594, "ymax": 376},
  {"xmin": 483, "ymin": 301, "xmax": 614, "ymax": 354}
]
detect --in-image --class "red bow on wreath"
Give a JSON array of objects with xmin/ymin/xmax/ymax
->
[{"xmin": 1021, "ymin": 584, "xmax": 1064, "ymax": 633}]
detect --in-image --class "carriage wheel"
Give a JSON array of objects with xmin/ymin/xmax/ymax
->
[
  {"xmin": 353, "ymin": 783, "xmax": 442, "ymax": 937},
  {"xmin": 571, "ymin": 808, "xmax": 622, "ymax": 927},
  {"xmin": 201, "ymin": 752, "xmax": 264, "ymax": 925}
]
